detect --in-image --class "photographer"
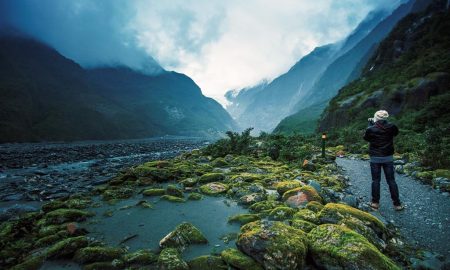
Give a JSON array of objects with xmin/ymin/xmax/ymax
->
[{"xmin": 363, "ymin": 110, "xmax": 404, "ymax": 211}]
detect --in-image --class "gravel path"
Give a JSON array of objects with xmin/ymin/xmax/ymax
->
[{"xmin": 336, "ymin": 158, "xmax": 450, "ymax": 259}]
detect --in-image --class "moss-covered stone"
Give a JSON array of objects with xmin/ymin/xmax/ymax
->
[
  {"xmin": 308, "ymin": 224, "xmax": 400, "ymax": 270},
  {"xmin": 83, "ymin": 260, "xmax": 124, "ymax": 270},
  {"xmin": 46, "ymin": 236, "xmax": 89, "ymax": 258},
  {"xmin": 293, "ymin": 209, "xmax": 320, "ymax": 224},
  {"xmin": 38, "ymin": 224, "xmax": 66, "ymax": 238},
  {"xmin": 249, "ymin": 200, "xmax": 282, "ymax": 213},
  {"xmin": 188, "ymin": 255, "xmax": 227, "ymax": 270},
  {"xmin": 199, "ymin": 173, "xmax": 225, "ymax": 184},
  {"xmin": 180, "ymin": 178, "xmax": 198, "ymax": 187},
  {"xmin": 199, "ymin": 182, "xmax": 229, "ymax": 196},
  {"xmin": 282, "ymin": 186, "xmax": 322, "ymax": 208},
  {"xmin": 159, "ymin": 222, "xmax": 208, "ymax": 250},
  {"xmin": 35, "ymin": 230, "xmax": 67, "ymax": 247},
  {"xmin": 221, "ymin": 248, "xmax": 263, "ymax": 270},
  {"xmin": 268, "ymin": 206, "xmax": 296, "ymax": 221},
  {"xmin": 123, "ymin": 249, "xmax": 158, "ymax": 265},
  {"xmin": 142, "ymin": 188, "xmax": 165, "ymax": 196},
  {"xmin": 275, "ymin": 181, "xmax": 304, "ymax": 195},
  {"xmin": 290, "ymin": 219, "xmax": 317, "ymax": 233},
  {"xmin": 306, "ymin": 201, "xmax": 324, "ymax": 213},
  {"xmin": 435, "ymin": 169, "xmax": 450, "ymax": 179},
  {"xmin": 318, "ymin": 203, "xmax": 386, "ymax": 237},
  {"xmin": 228, "ymin": 214, "xmax": 260, "ymax": 225},
  {"xmin": 238, "ymin": 193, "xmax": 267, "ymax": 205},
  {"xmin": 135, "ymin": 200, "xmax": 153, "ymax": 209},
  {"xmin": 237, "ymin": 220, "xmax": 308, "ymax": 269},
  {"xmin": 157, "ymin": 248, "xmax": 189, "ymax": 270},
  {"xmin": 44, "ymin": 209, "xmax": 94, "ymax": 225},
  {"xmin": 187, "ymin": 192, "xmax": 203, "ymax": 200},
  {"xmin": 160, "ymin": 195, "xmax": 186, "ymax": 203},
  {"xmin": 10, "ymin": 255, "xmax": 45, "ymax": 270},
  {"xmin": 338, "ymin": 216, "xmax": 386, "ymax": 251},
  {"xmin": 74, "ymin": 246, "xmax": 125, "ymax": 264},
  {"xmin": 166, "ymin": 185, "xmax": 184, "ymax": 198},
  {"xmin": 211, "ymin": 158, "xmax": 229, "ymax": 168},
  {"xmin": 102, "ymin": 187, "xmax": 134, "ymax": 200}
]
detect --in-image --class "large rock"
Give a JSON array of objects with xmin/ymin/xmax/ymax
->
[
  {"xmin": 157, "ymin": 248, "xmax": 188, "ymax": 270},
  {"xmin": 221, "ymin": 248, "xmax": 263, "ymax": 270},
  {"xmin": 159, "ymin": 222, "xmax": 207, "ymax": 250},
  {"xmin": 236, "ymin": 220, "xmax": 308, "ymax": 269},
  {"xmin": 282, "ymin": 186, "xmax": 322, "ymax": 208},
  {"xmin": 308, "ymin": 224, "xmax": 400, "ymax": 270},
  {"xmin": 188, "ymin": 255, "xmax": 227, "ymax": 270},
  {"xmin": 275, "ymin": 181, "xmax": 304, "ymax": 195},
  {"xmin": 199, "ymin": 182, "xmax": 229, "ymax": 196}
]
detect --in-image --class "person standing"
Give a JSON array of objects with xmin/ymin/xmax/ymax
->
[{"xmin": 364, "ymin": 110, "xmax": 404, "ymax": 211}]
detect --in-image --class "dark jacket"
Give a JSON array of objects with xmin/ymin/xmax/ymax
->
[{"xmin": 363, "ymin": 120, "xmax": 399, "ymax": 157}]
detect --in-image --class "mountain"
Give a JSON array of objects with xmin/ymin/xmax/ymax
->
[
  {"xmin": 0, "ymin": 34, "xmax": 236, "ymax": 143},
  {"xmin": 274, "ymin": 0, "xmax": 433, "ymax": 135},
  {"xmin": 318, "ymin": 0, "xmax": 450, "ymax": 166},
  {"xmin": 225, "ymin": 8, "xmax": 391, "ymax": 133}
]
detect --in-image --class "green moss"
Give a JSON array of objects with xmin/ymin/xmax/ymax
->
[
  {"xmin": 434, "ymin": 169, "xmax": 450, "ymax": 179},
  {"xmin": 187, "ymin": 192, "xmax": 203, "ymax": 200},
  {"xmin": 83, "ymin": 260, "xmax": 124, "ymax": 270},
  {"xmin": 136, "ymin": 200, "xmax": 153, "ymax": 209},
  {"xmin": 142, "ymin": 188, "xmax": 165, "ymax": 196},
  {"xmin": 10, "ymin": 255, "xmax": 45, "ymax": 270},
  {"xmin": 281, "ymin": 185, "xmax": 322, "ymax": 205},
  {"xmin": 293, "ymin": 209, "xmax": 319, "ymax": 224},
  {"xmin": 160, "ymin": 195, "xmax": 186, "ymax": 203},
  {"xmin": 166, "ymin": 185, "xmax": 184, "ymax": 198},
  {"xmin": 290, "ymin": 219, "xmax": 317, "ymax": 233},
  {"xmin": 199, "ymin": 173, "xmax": 225, "ymax": 184},
  {"xmin": 211, "ymin": 157, "xmax": 229, "ymax": 168},
  {"xmin": 249, "ymin": 200, "xmax": 282, "ymax": 213},
  {"xmin": 268, "ymin": 206, "xmax": 297, "ymax": 221},
  {"xmin": 37, "ymin": 224, "xmax": 66, "ymax": 238},
  {"xmin": 180, "ymin": 178, "xmax": 198, "ymax": 187},
  {"xmin": 44, "ymin": 209, "xmax": 94, "ymax": 225},
  {"xmin": 228, "ymin": 214, "xmax": 260, "ymax": 225},
  {"xmin": 275, "ymin": 181, "xmax": 304, "ymax": 195},
  {"xmin": 35, "ymin": 230, "xmax": 67, "ymax": 247},
  {"xmin": 188, "ymin": 255, "xmax": 227, "ymax": 270},
  {"xmin": 102, "ymin": 187, "xmax": 134, "ymax": 200},
  {"xmin": 157, "ymin": 248, "xmax": 189, "ymax": 270},
  {"xmin": 221, "ymin": 248, "xmax": 263, "ymax": 270},
  {"xmin": 42, "ymin": 200, "xmax": 67, "ymax": 213},
  {"xmin": 123, "ymin": 249, "xmax": 158, "ymax": 265},
  {"xmin": 199, "ymin": 182, "xmax": 229, "ymax": 196},
  {"xmin": 74, "ymin": 246, "xmax": 125, "ymax": 264},
  {"xmin": 159, "ymin": 222, "xmax": 208, "ymax": 250},
  {"xmin": 308, "ymin": 224, "xmax": 400, "ymax": 270},
  {"xmin": 46, "ymin": 236, "xmax": 89, "ymax": 258},
  {"xmin": 306, "ymin": 201, "xmax": 324, "ymax": 213},
  {"xmin": 338, "ymin": 216, "xmax": 386, "ymax": 250},
  {"xmin": 318, "ymin": 203, "xmax": 386, "ymax": 236}
]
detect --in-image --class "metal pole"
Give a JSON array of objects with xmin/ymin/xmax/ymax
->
[{"xmin": 321, "ymin": 133, "xmax": 326, "ymax": 158}]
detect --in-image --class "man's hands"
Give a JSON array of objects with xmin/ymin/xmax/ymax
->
[{"xmin": 368, "ymin": 118, "xmax": 375, "ymax": 126}]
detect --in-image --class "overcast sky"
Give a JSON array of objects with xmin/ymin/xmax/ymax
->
[{"xmin": 0, "ymin": 0, "xmax": 403, "ymax": 105}]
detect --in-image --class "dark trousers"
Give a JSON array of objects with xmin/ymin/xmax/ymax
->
[{"xmin": 370, "ymin": 162, "xmax": 401, "ymax": 206}]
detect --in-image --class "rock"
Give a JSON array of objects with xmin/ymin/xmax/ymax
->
[
  {"xmin": 46, "ymin": 236, "xmax": 89, "ymax": 258},
  {"xmin": 160, "ymin": 195, "xmax": 186, "ymax": 203},
  {"xmin": 10, "ymin": 255, "xmax": 45, "ymax": 270},
  {"xmin": 282, "ymin": 186, "xmax": 322, "ymax": 208},
  {"xmin": 228, "ymin": 214, "xmax": 260, "ymax": 225},
  {"xmin": 188, "ymin": 255, "xmax": 227, "ymax": 270},
  {"xmin": 180, "ymin": 178, "xmax": 198, "ymax": 187},
  {"xmin": 338, "ymin": 216, "xmax": 386, "ymax": 251},
  {"xmin": 83, "ymin": 260, "xmax": 124, "ymax": 270},
  {"xmin": 74, "ymin": 246, "xmax": 125, "ymax": 264},
  {"xmin": 290, "ymin": 219, "xmax": 317, "ymax": 233},
  {"xmin": 432, "ymin": 177, "xmax": 450, "ymax": 192},
  {"xmin": 199, "ymin": 182, "xmax": 229, "ymax": 196},
  {"xmin": 143, "ymin": 188, "xmax": 165, "ymax": 196},
  {"xmin": 307, "ymin": 179, "xmax": 321, "ymax": 193},
  {"xmin": 221, "ymin": 248, "xmax": 263, "ymax": 270},
  {"xmin": 136, "ymin": 200, "xmax": 153, "ymax": 208},
  {"xmin": 292, "ymin": 209, "xmax": 319, "ymax": 224},
  {"xmin": 237, "ymin": 220, "xmax": 308, "ymax": 269},
  {"xmin": 308, "ymin": 224, "xmax": 399, "ymax": 270},
  {"xmin": 275, "ymin": 181, "xmax": 304, "ymax": 195},
  {"xmin": 157, "ymin": 248, "xmax": 189, "ymax": 270},
  {"xmin": 187, "ymin": 192, "xmax": 203, "ymax": 200},
  {"xmin": 0, "ymin": 204, "xmax": 39, "ymax": 222},
  {"xmin": 395, "ymin": 165, "xmax": 405, "ymax": 174},
  {"xmin": 239, "ymin": 193, "xmax": 266, "ymax": 205},
  {"xmin": 199, "ymin": 173, "xmax": 225, "ymax": 184},
  {"xmin": 102, "ymin": 187, "xmax": 134, "ymax": 200},
  {"xmin": 268, "ymin": 206, "xmax": 297, "ymax": 221},
  {"xmin": 341, "ymin": 194, "xmax": 358, "ymax": 208},
  {"xmin": 249, "ymin": 200, "xmax": 282, "ymax": 214},
  {"xmin": 318, "ymin": 203, "xmax": 386, "ymax": 238},
  {"xmin": 166, "ymin": 185, "xmax": 184, "ymax": 198},
  {"xmin": 43, "ymin": 209, "xmax": 94, "ymax": 225},
  {"xmin": 393, "ymin": 160, "xmax": 406, "ymax": 165},
  {"xmin": 305, "ymin": 201, "xmax": 324, "ymax": 213},
  {"xmin": 302, "ymin": 160, "xmax": 316, "ymax": 171},
  {"xmin": 123, "ymin": 249, "xmax": 158, "ymax": 265},
  {"xmin": 211, "ymin": 158, "xmax": 229, "ymax": 168},
  {"xmin": 159, "ymin": 222, "xmax": 207, "ymax": 250}
]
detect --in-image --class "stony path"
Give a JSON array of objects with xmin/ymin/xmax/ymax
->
[{"xmin": 336, "ymin": 158, "xmax": 450, "ymax": 259}]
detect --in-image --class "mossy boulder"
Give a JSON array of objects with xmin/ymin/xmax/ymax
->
[
  {"xmin": 199, "ymin": 173, "xmax": 225, "ymax": 184},
  {"xmin": 46, "ymin": 236, "xmax": 89, "ymax": 258},
  {"xmin": 318, "ymin": 203, "xmax": 386, "ymax": 237},
  {"xmin": 238, "ymin": 193, "xmax": 267, "ymax": 205},
  {"xmin": 249, "ymin": 200, "xmax": 282, "ymax": 213},
  {"xmin": 74, "ymin": 246, "xmax": 125, "ymax": 264},
  {"xmin": 275, "ymin": 181, "xmax": 304, "ymax": 195},
  {"xmin": 44, "ymin": 209, "xmax": 93, "ymax": 225},
  {"xmin": 180, "ymin": 178, "xmax": 198, "ymax": 187},
  {"xmin": 143, "ymin": 188, "xmax": 165, "ymax": 196},
  {"xmin": 160, "ymin": 195, "xmax": 186, "ymax": 203},
  {"xmin": 306, "ymin": 201, "xmax": 324, "ymax": 213},
  {"xmin": 338, "ymin": 216, "xmax": 386, "ymax": 250},
  {"xmin": 282, "ymin": 186, "xmax": 322, "ymax": 208},
  {"xmin": 187, "ymin": 192, "xmax": 203, "ymax": 200},
  {"xmin": 434, "ymin": 169, "xmax": 450, "ymax": 179},
  {"xmin": 188, "ymin": 255, "xmax": 227, "ymax": 270},
  {"xmin": 83, "ymin": 260, "xmax": 124, "ymax": 270},
  {"xmin": 221, "ymin": 248, "xmax": 263, "ymax": 270},
  {"xmin": 157, "ymin": 248, "xmax": 189, "ymax": 270},
  {"xmin": 290, "ymin": 219, "xmax": 317, "ymax": 233},
  {"xmin": 268, "ymin": 206, "xmax": 297, "ymax": 221},
  {"xmin": 211, "ymin": 158, "xmax": 229, "ymax": 168},
  {"xmin": 102, "ymin": 187, "xmax": 134, "ymax": 200},
  {"xmin": 10, "ymin": 255, "xmax": 45, "ymax": 270},
  {"xmin": 123, "ymin": 249, "xmax": 158, "ymax": 265},
  {"xmin": 199, "ymin": 182, "xmax": 229, "ymax": 196},
  {"xmin": 237, "ymin": 220, "xmax": 308, "ymax": 269},
  {"xmin": 166, "ymin": 185, "xmax": 184, "ymax": 198},
  {"xmin": 292, "ymin": 209, "xmax": 319, "ymax": 224},
  {"xmin": 159, "ymin": 222, "xmax": 207, "ymax": 250},
  {"xmin": 308, "ymin": 224, "xmax": 400, "ymax": 270},
  {"xmin": 228, "ymin": 214, "xmax": 260, "ymax": 225}
]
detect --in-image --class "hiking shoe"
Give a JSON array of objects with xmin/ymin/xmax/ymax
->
[
  {"xmin": 394, "ymin": 205, "xmax": 405, "ymax": 211},
  {"xmin": 369, "ymin": 202, "xmax": 379, "ymax": 210}
]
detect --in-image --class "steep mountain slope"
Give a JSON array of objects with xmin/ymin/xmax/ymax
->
[
  {"xmin": 0, "ymin": 35, "xmax": 235, "ymax": 142},
  {"xmin": 319, "ymin": 0, "xmax": 450, "ymax": 167},
  {"xmin": 274, "ymin": 0, "xmax": 434, "ymax": 134}
]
